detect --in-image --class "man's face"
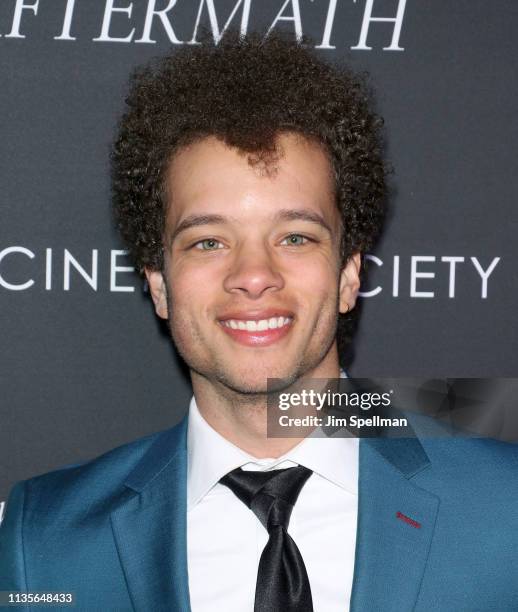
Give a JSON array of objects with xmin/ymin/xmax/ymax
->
[{"xmin": 146, "ymin": 133, "xmax": 360, "ymax": 394}]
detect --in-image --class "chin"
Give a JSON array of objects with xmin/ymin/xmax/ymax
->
[{"xmin": 212, "ymin": 360, "xmax": 305, "ymax": 395}]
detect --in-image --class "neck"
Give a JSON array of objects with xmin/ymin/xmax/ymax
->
[{"xmin": 191, "ymin": 350, "xmax": 341, "ymax": 458}]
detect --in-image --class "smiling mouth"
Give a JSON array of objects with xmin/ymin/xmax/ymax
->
[
  {"xmin": 217, "ymin": 316, "xmax": 294, "ymax": 346},
  {"xmin": 221, "ymin": 316, "xmax": 292, "ymax": 331}
]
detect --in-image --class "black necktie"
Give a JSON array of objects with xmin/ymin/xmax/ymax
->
[{"xmin": 220, "ymin": 465, "xmax": 314, "ymax": 612}]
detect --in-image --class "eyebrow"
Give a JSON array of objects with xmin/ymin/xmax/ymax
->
[
  {"xmin": 274, "ymin": 208, "xmax": 332, "ymax": 234},
  {"xmin": 168, "ymin": 214, "xmax": 235, "ymax": 244},
  {"xmin": 169, "ymin": 208, "xmax": 332, "ymax": 244}
]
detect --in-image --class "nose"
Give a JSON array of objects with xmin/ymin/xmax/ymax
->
[{"xmin": 223, "ymin": 243, "xmax": 285, "ymax": 299}]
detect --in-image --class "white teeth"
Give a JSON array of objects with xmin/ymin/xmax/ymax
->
[{"xmin": 222, "ymin": 317, "xmax": 292, "ymax": 331}]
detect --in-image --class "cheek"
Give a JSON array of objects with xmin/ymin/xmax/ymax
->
[
  {"xmin": 167, "ymin": 266, "xmax": 215, "ymax": 325},
  {"xmin": 291, "ymin": 261, "xmax": 338, "ymax": 305}
]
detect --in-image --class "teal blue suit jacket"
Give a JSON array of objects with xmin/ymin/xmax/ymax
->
[{"xmin": 1, "ymin": 414, "xmax": 518, "ymax": 611}]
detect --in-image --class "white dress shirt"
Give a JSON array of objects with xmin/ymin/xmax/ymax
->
[{"xmin": 186, "ymin": 390, "xmax": 359, "ymax": 611}]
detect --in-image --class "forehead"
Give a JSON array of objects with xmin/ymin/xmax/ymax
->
[{"xmin": 164, "ymin": 132, "xmax": 336, "ymax": 223}]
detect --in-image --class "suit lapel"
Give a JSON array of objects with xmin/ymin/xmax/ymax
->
[
  {"xmin": 110, "ymin": 417, "xmax": 191, "ymax": 612},
  {"xmin": 350, "ymin": 437, "xmax": 440, "ymax": 612}
]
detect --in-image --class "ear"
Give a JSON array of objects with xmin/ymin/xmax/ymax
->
[
  {"xmin": 339, "ymin": 252, "xmax": 361, "ymax": 314},
  {"xmin": 144, "ymin": 267, "xmax": 169, "ymax": 319}
]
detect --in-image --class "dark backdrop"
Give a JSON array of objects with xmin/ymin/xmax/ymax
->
[{"xmin": 1, "ymin": 0, "xmax": 517, "ymax": 508}]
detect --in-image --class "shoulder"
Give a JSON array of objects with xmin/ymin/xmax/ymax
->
[
  {"xmin": 417, "ymin": 435, "xmax": 518, "ymax": 495},
  {"xmin": 10, "ymin": 421, "xmax": 186, "ymax": 521},
  {"xmin": 404, "ymin": 410, "xmax": 518, "ymax": 472},
  {"xmin": 421, "ymin": 433, "xmax": 518, "ymax": 467}
]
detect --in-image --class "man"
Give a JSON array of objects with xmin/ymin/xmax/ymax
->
[{"xmin": 1, "ymin": 33, "xmax": 518, "ymax": 612}]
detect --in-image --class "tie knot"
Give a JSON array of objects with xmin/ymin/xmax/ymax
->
[{"xmin": 220, "ymin": 465, "xmax": 312, "ymax": 532}]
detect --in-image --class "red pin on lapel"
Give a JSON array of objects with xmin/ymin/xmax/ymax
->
[{"xmin": 396, "ymin": 511, "xmax": 421, "ymax": 529}]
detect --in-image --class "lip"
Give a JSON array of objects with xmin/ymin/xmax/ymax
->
[
  {"xmin": 217, "ymin": 308, "xmax": 294, "ymax": 322},
  {"xmin": 217, "ymin": 308, "xmax": 294, "ymax": 347}
]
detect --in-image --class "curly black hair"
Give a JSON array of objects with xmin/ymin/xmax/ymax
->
[{"xmin": 112, "ymin": 31, "xmax": 387, "ymax": 367}]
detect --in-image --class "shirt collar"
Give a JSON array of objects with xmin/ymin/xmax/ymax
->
[
  {"xmin": 187, "ymin": 395, "xmax": 256, "ymax": 510},
  {"xmin": 187, "ymin": 368, "xmax": 358, "ymax": 510}
]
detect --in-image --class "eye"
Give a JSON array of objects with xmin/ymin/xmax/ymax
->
[
  {"xmin": 194, "ymin": 238, "xmax": 223, "ymax": 251},
  {"xmin": 281, "ymin": 234, "xmax": 311, "ymax": 246}
]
